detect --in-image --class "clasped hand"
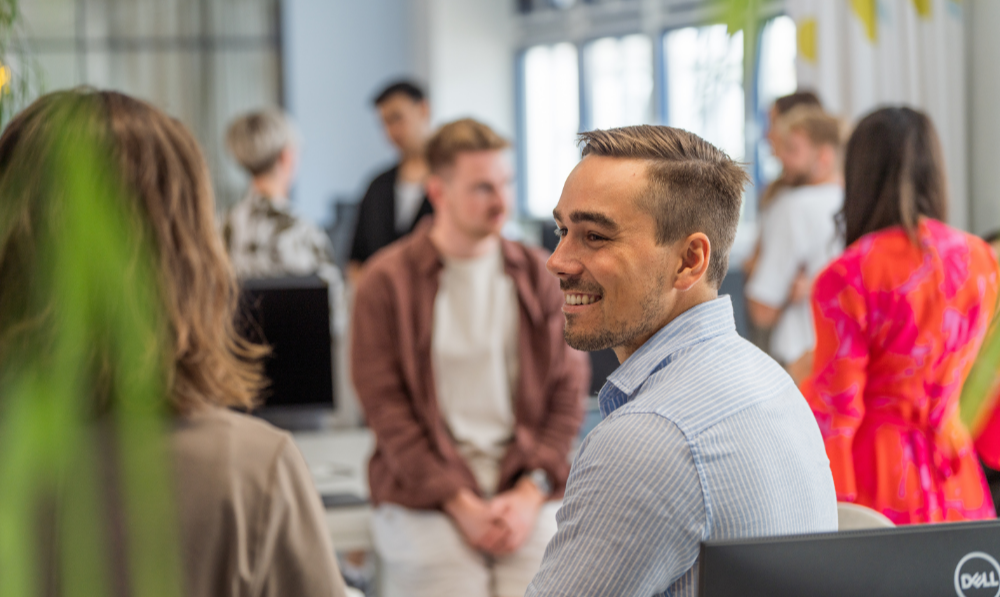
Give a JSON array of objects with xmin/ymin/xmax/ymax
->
[{"xmin": 443, "ymin": 480, "xmax": 545, "ymax": 556}]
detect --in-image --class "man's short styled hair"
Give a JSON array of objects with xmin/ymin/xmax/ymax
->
[
  {"xmin": 373, "ymin": 80, "xmax": 426, "ymax": 107},
  {"xmin": 579, "ymin": 125, "xmax": 748, "ymax": 287},
  {"xmin": 225, "ymin": 108, "xmax": 296, "ymax": 176},
  {"xmin": 426, "ymin": 118, "xmax": 510, "ymax": 174},
  {"xmin": 779, "ymin": 106, "xmax": 843, "ymax": 149}
]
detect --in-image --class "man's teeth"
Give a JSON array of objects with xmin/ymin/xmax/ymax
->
[{"xmin": 566, "ymin": 294, "xmax": 599, "ymax": 306}]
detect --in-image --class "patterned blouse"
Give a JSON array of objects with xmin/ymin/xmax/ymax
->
[
  {"xmin": 221, "ymin": 191, "xmax": 336, "ymax": 279},
  {"xmin": 802, "ymin": 218, "xmax": 999, "ymax": 524}
]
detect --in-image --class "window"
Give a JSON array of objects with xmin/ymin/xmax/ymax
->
[
  {"xmin": 516, "ymin": 11, "xmax": 798, "ymax": 222},
  {"xmin": 662, "ymin": 25, "xmax": 745, "ymax": 162},
  {"xmin": 583, "ymin": 34, "xmax": 654, "ymax": 130},
  {"xmin": 18, "ymin": 0, "xmax": 281, "ymax": 209},
  {"xmin": 755, "ymin": 15, "xmax": 799, "ymax": 187},
  {"xmin": 521, "ymin": 42, "xmax": 580, "ymax": 219}
]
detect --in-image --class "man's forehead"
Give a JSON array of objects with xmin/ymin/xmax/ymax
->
[
  {"xmin": 556, "ymin": 156, "xmax": 650, "ymax": 218},
  {"xmin": 454, "ymin": 149, "xmax": 511, "ymax": 171},
  {"xmin": 440, "ymin": 149, "xmax": 511, "ymax": 182},
  {"xmin": 580, "ymin": 154, "xmax": 649, "ymax": 176}
]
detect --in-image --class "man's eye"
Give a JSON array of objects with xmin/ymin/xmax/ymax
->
[
  {"xmin": 554, "ymin": 227, "xmax": 567, "ymax": 238},
  {"xmin": 587, "ymin": 233, "xmax": 607, "ymax": 242}
]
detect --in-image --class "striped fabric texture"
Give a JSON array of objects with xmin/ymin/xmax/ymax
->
[{"xmin": 526, "ymin": 296, "xmax": 838, "ymax": 597}]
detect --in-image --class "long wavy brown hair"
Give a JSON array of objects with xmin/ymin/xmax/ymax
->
[{"xmin": 0, "ymin": 89, "xmax": 267, "ymax": 414}]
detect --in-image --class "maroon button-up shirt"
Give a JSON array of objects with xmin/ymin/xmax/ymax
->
[{"xmin": 351, "ymin": 221, "xmax": 590, "ymax": 509}]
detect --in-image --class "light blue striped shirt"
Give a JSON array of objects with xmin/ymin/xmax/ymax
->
[{"xmin": 527, "ymin": 296, "xmax": 837, "ymax": 597}]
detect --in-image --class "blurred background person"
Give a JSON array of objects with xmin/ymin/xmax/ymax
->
[
  {"xmin": 348, "ymin": 80, "xmax": 434, "ymax": 280},
  {"xmin": 759, "ymin": 91, "xmax": 823, "ymax": 210},
  {"xmin": 351, "ymin": 118, "xmax": 589, "ymax": 597},
  {"xmin": 0, "ymin": 89, "xmax": 350, "ymax": 597},
  {"xmin": 743, "ymin": 90, "xmax": 823, "ymax": 353},
  {"xmin": 222, "ymin": 108, "xmax": 339, "ymax": 280},
  {"xmin": 745, "ymin": 106, "xmax": 844, "ymax": 383},
  {"xmin": 803, "ymin": 107, "xmax": 999, "ymax": 524}
]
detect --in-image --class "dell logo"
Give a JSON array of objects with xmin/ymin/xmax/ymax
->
[{"xmin": 955, "ymin": 552, "xmax": 1000, "ymax": 597}]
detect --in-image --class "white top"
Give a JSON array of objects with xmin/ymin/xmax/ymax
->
[
  {"xmin": 745, "ymin": 183, "xmax": 844, "ymax": 364},
  {"xmin": 394, "ymin": 180, "xmax": 425, "ymax": 233},
  {"xmin": 432, "ymin": 247, "xmax": 519, "ymax": 496}
]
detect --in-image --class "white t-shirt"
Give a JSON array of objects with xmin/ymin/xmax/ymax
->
[
  {"xmin": 394, "ymin": 180, "xmax": 425, "ymax": 233},
  {"xmin": 745, "ymin": 183, "xmax": 844, "ymax": 364},
  {"xmin": 431, "ymin": 247, "xmax": 519, "ymax": 496}
]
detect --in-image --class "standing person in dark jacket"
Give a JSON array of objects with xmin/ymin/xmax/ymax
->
[{"xmin": 349, "ymin": 80, "xmax": 434, "ymax": 280}]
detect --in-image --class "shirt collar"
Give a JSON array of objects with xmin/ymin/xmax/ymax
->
[
  {"xmin": 410, "ymin": 219, "xmax": 544, "ymax": 325},
  {"xmin": 248, "ymin": 190, "xmax": 291, "ymax": 215},
  {"xmin": 600, "ymin": 296, "xmax": 736, "ymax": 413}
]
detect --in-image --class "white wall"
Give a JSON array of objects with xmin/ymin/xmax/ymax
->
[
  {"xmin": 968, "ymin": 0, "xmax": 1000, "ymax": 236},
  {"xmin": 282, "ymin": 0, "xmax": 517, "ymax": 226},
  {"xmin": 282, "ymin": 0, "xmax": 417, "ymax": 225},
  {"xmin": 420, "ymin": 0, "xmax": 517, "ymax": 138}
]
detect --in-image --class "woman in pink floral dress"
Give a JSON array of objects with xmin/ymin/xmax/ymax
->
[{"xmin": 802, "ymin": 107, "xmax": 999, "ymax": 524}]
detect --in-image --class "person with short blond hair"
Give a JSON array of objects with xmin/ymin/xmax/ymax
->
[
  {"xmin": 746, "ymin": 106, "xmax": 845, "ymax": 379},
  {"xmin": 226, "ymin": 108, "xmax": 297, "ymax": 176},
  {"xmin": 527, "ymin": 124, "xmax": 836, "ymax": 597},
  {"xmin": 351, "ymin": 118, "xmax": 589, "ymax": 597},
  {"xmin": 221, "ymin": 108, "xmax": 337, "ymax": 280}
]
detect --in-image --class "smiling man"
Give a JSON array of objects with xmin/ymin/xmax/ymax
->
[
  {"xmin": 352, "ymin": 118, "xmax": 589, "ymax": 597},
  {"xmin": 526, "ymin": 125, "xmax": 837, "ymax": 597}
]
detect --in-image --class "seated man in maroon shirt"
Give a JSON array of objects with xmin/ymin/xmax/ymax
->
[{"xmin": 351, "ymin": 118, "xmax": 589, "ymax": 597}]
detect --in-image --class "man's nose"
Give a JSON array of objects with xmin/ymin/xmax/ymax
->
[
  {"xmin": 492, "ymin": 187, "xmax": 511, "ymax": 209},
  {"xmin": 546, "ymin": 234, "xmax": 582, "ymax": 278}
]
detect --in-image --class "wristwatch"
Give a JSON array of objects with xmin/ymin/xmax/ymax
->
[{"xmin": 525, "ymin": 468, "xmax": 553, "ymax": 497}]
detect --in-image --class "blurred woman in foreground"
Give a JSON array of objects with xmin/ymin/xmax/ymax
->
[
  {"xmin": 802, "ymin": 107, "xmax": 999, "ymax": 524},
  {"xmin": 0, "ymin": 89, "xmax": 348, "ymax": 596}
]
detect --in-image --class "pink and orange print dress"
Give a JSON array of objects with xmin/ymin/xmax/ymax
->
[{"xmin": 802, "ymin": 218, "xmax": 1000, "ymax": 524}]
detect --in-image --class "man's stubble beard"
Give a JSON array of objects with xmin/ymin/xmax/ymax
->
[{"xmin": 563, "ymin": 272, "xmax": 668, "ymax": 353}]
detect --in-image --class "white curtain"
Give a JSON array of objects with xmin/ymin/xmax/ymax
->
[
  {"xmin": 784, "ymin": 0, "xmax": 967, "ymax": 229},
  {"xmin": 20, "ymin": 0, "xmax": 281, "ymax": 211}
]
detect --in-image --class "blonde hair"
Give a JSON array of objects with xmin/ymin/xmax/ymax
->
[
  {"xmin": 225, "ymin": 108, "xmax": 296, "ymax": 176},
  {"xmin": 778, "ymin": 106, "xmax": 843, "ymax": 149},
  {"xmin": 426, "ymin": 118, "xmax": 509, "ymax": 174},
  {"xmin": 0, "ymin": 89, "xmax": 268, "ymax": 414}
]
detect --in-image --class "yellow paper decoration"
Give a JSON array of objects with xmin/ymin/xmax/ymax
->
[
  {"xmin": 798, "ymin": 18, "xmax": 818, "ymax": 64},
  {"xmin": 0, "ymin": 65, "xmax": 10, "ymax": 95},
  {"xmin": 912, "ymin": 0, "xmax": 932, "ymax": 17},
  {"xmin": 850, "ymin": 0, "xmax": 878, "ymax": 43}
]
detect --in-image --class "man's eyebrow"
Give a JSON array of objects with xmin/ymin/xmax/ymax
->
[{"xmin": 568, "ymin": 210, "xmax": 619, "ymax": 231}]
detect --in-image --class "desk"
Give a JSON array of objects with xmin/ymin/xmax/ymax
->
[{"xmin": 293, "ymin": 428, "xmax": 375, "ymax": 551}]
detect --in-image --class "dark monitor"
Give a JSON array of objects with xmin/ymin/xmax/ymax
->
[
  {"xmin": 237, "ymin": 276, "xmax": 335, "ymax": 426},
  {"xmin": 699, "ymin": 519, "xmax": 1000, "ymax": 597}
]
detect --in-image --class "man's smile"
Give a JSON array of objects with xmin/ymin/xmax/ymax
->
[{"xmin": 563, "ymin": 292, "xmax": 603, "ymax": 312}]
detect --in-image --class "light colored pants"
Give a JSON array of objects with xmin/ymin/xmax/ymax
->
[{"xmin": 371, "ymin": 501, "xmax": 561, "ymax": 597}]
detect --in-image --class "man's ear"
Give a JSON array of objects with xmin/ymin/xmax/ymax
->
[
  {"xmin": 674, "ymin": 233, "xmax": 711, "ymax": 291},
  {"xmin": 426, "ymin": 174, "xmax": 444, "ymax": 210}
]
